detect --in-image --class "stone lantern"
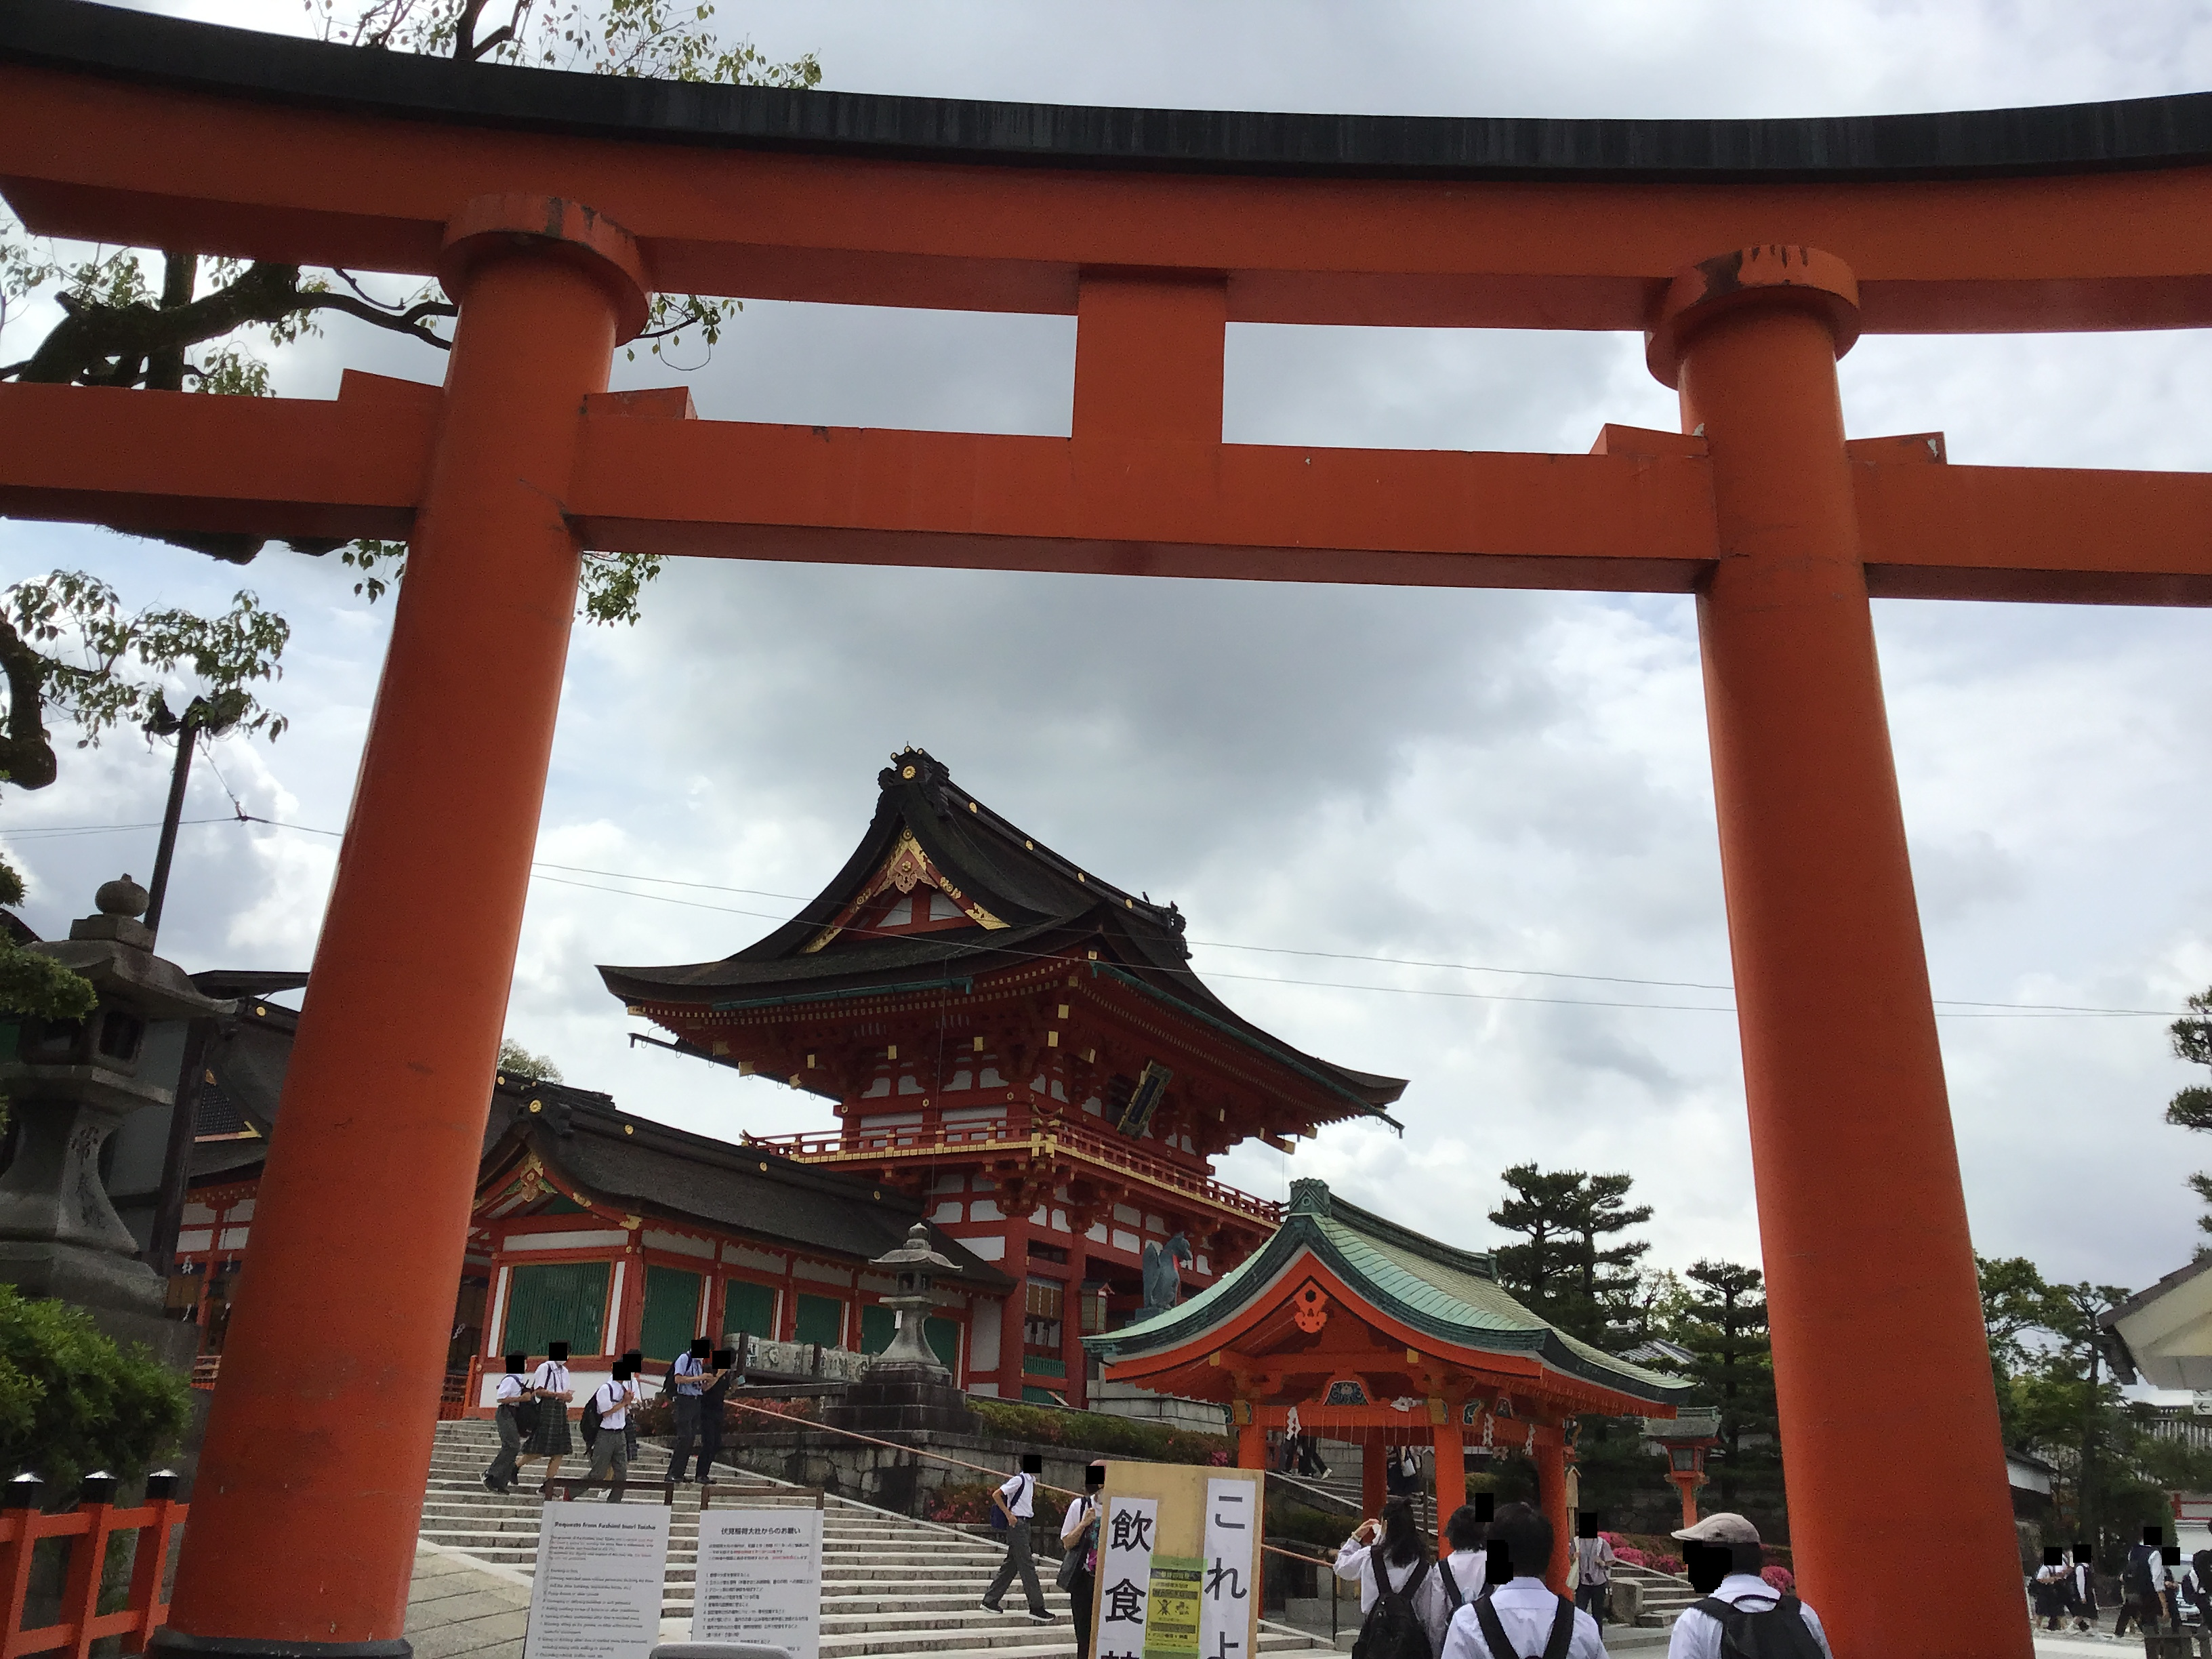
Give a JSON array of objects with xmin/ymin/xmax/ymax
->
[
  {"xmin": 824, "ymin": 1221, "xmax": 975, "ymax": 1437},
  {"xmin": 0, "ymin": 876, "xmax": 231, "ymax": 1365},
  {"xmin": 1641, "ymin": 1408, "xmax": 1723, "ymax": 1528}
]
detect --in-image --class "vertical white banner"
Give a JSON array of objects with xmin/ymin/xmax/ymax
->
[
  {"xmin": 692, "ymin": 1507, "xmax": 824, "ymax": 1659},
  {"xmin": 1200, "ymin": 1477, "xmax": 1262, "ymax": 1659},
  {"xmin": 1092, "ymin": 1495, "xmax": 1161, "ymax": 1659},
  {"xmin": 524, "ymin": 1503, "xmax": 672, "ymax": 1659}
]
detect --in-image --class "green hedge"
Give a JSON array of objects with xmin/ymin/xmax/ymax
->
[
  {"xmin": 0, "ymin": 1287, "xmax": 189, "ymax": 1493},
  {"xmin": 966, "ymin": 1399, "xmax": 1231, "ymax": 1466}
]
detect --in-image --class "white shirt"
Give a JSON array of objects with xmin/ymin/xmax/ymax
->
[
  {"xmin": 529, "ymin": 1360, "xmax": 569, "ymax": 1397},
  {"xmin": 674, "ymin": 1352, "xmax": 705, "ymax": 1395},
  {"xmin": 999, "ymin": 1472, "xmax": 1036, "ymax": 1519},
  {"xmin": 1440, "ymin": 1576, "xmax": 1604, "ymax": 1659},
  {"xmin": 1438, "ymin": 1550, "xmax": 1485, "ymax": 1612},
  {"xmin": 1334, "ymin": 1540, "xmax": 1450, "ymax": 1654},
  {"xmin": 593, "ymin": 1379, "xmax": 630, "ymax": 1431},
  {"xmin": 1666, "ymin": 1573, "xmax": 1834, "ymax": 1659},
  {"xmin": 495, "ymin": 1373, "xmax": 527, "ymax": 1403},
  {"xmin": 1571, "ymin": 1536, "xmax": 1616, "ymax": 1587}
]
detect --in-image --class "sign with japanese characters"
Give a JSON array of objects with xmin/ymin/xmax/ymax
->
[
  {"xmin": 1200, "ymin": 1478, "xmax": 1261, "ymax": 1659},
  {"xmin": 1095, "ymin": 1495, "xmax": 1160, "ymax": 1659},
  {"xmin": 692, "ymin": 1507, "xmax": 823, "ymax": 1659},
  {"xmin": 1090, "ymin": 1466, "xmax": 1265, "ymax": 1659},
  {"xmin": 523, "ymin": 1502, "xmax": 672, "ymax": 1659}
]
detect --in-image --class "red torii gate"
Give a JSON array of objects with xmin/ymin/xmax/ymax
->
[{"xmin": 6, "ymin": 8, "xmax": 2211, "ymax": 1658}]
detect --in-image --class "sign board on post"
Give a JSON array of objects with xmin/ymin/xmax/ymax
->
[
  {"xmin": 693, "ymin": 1507, "xmax": 825, "ymax": 1659},
  {"xmin": 1093, "ymin": 1465, "xmax": 1265, "ymax": 1659},
  {"xmin": 523, "ymin": 1502, "xmax": 672, "ymax": 1659}
]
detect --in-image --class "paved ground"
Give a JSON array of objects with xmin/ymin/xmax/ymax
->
[{"xmin": 406, "ymin": 1540, "xmax": 533, "ymax": 1659}]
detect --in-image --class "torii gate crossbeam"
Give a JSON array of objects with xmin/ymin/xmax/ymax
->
[{"xmin": 8, "ymin": 9, "xmax": 2212, "ymax": 1659}]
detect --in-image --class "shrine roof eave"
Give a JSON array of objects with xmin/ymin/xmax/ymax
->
[
  {"xmin": 10, "ymin": 3, "xmax": 2212, "ymax": 187},
  {"xmin": 1082, "ymin": 1181, "xmax": 1687, "ymax": 1410}
]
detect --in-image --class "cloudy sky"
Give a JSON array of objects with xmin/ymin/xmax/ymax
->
[{"xmin": 9, "ymin": 0, "xmax": 2212, "ymax": 1313}]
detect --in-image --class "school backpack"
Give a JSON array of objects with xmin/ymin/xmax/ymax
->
[
  {"xmin": 2124, "ymin": 1545, "xmax": 2158, "ymax": 1598},
  {"xmin": 1689, "ymin": 1595, "xmax": 1826, "ymax": 1659},
  {"xmin": 580, "ymin": 1389, "xmax": 602, "ymax": 1450},
  {"xmin": 1467, "ymin": 1593, "xmax": 1572, "ymax": 1659},
  {"xmin": 1351, "ymin": 1557, "xmax": 1433, "ymax": 1659}
]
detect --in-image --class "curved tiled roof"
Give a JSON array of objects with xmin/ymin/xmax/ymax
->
[{"xmin": 1086, "ymin": 1177, "xmax": 1685, "ymax": 1407}]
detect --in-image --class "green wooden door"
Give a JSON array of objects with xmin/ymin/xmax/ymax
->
[
  {"xmin": 723, "ymin": 1278, "xmax": 778, "ymax": 1340},
  {"xmin": 500, "ymin": 1261, "xmax": 609, "ymax": 1357},
  {"xmin": 925, "ymin": 1316, "xmax": 959, "ymax": 1373},
  {"xmin": 793, "ymin": 1293, "xmax": 844, "ymax": 1347},
  {"xmin": 640, "ymin": 1265, "xmax": 703, "ymax": 1360},
  {"xmin": 859, "ymin": 1305, "xmax": 895, "ymax": 1354}
]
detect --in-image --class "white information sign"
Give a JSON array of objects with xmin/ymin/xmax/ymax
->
[
  {"xmin": 1200, "ymin": 1479, "xmax": 1261, "ymax": 1659},
  {"xmin": 1093, "ymin": 1495, "xmax": 1161, "ymax": 1659},
  {"xmin": 693, "ymin": 1507, "xmax": 825, "ymax": 1659},
  {"xmin": 524, "ymin": 1502, "xmax": 672, "ymax": 1659}
]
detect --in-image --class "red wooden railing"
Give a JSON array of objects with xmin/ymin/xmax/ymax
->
[
  {"xmin": 746, "ymin": 1114, "xmax": 1284, "ymax": 1225},
  {"xmin": 1, "ymin": 1473, "xmax": 186, "ymax": 1659}
]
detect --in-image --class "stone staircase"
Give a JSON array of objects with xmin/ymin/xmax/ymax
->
[{"xmin": 423, "ymin": 1419, "xmax": 1347, "ymax": 1659}]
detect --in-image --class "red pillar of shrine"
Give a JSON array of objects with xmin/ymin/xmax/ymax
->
[
  {"xmin": 1360, "ymin": 1441, "xmax": 1387, "ymax": 1522},
  {"xmin": 155, "ymin": 197, "xmax": 647, "ymax": 1659},
  {"xmin": 1534, "ymin": 1437, "xmax": 1571, "ymax": 1595},
  {"xmin": 1430, "ymin": 1420, "xmax": 1465, "ymax": 1557},
  {"xmin": 1655, "ymin": 246, "xmax": 2026, "ymax": 1659}
]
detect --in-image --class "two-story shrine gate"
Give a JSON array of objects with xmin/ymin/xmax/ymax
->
[{"xmin": 11, "ymin": 7, "xmax": 2212, "ymax": 1658}]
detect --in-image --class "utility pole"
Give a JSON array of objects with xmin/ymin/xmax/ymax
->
[{"xmin": 143, "ymin": 708, "xmax": 198, "ymax": 937}]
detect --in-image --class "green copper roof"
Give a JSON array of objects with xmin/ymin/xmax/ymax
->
[{"xmin": 1084, "ymin": 1177, "xmax": 1687, "ymax": 1407}]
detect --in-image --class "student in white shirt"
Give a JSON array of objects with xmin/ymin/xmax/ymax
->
[
  {"xmin": 520, "ymin": 1340, "xmax": 575, "ymax": 1496},
  {"xmin": 667, "ymin": 1338, "xmax": 716, "ymax": 1483},
  {"xmin": 1061, "ymin": 1462, "xmax": 1105, "ymax": 1659},
  {"xmin": 1439, "ymin": 1502, "xmax": 1603, "ymax": 1659},
  {"xmin": 483, "ymin": 1351, "xmax": 533, "ymax": 1494},
  {"xmin": 1437, "ymin": 1504, "xmax": 1488, "ymax": 1622},
  {"xmin": 583, "ymin": 1361, "xmax": 634, "ymax": 1498},
  {"xmin": 1664, "ymin": 1512, "xmax": 1832, "ymax": 1659},
  {"xmin": 981, "ymin": 1452, "xmax": 1053, "ymax": 1622},
  {"xmin": 1570, "ymin": 1516, "xmax": 1618, "ymax": 1633},
  {"xmin": 1336, "ymin": 1496, "xmax": 1450, "ymax": 1655}
]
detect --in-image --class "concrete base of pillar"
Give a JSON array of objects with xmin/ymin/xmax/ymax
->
[{"xmin": 825, "ymin": 1364, "xmax": 977, "ymax": 1435}]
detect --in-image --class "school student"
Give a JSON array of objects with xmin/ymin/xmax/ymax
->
[
  {"xmin": 620, "ymin": 1348, "xmax": 646, "ymax": 1465},
  {"xmin": 1437, "ymin": 1505, "xmax": 1488, "ymax": 1625},
  {"xmin": 1061, "ymin": 1462, "xmax": 1105, "ymax": 1659},
  {"xmin": 2118, "ymin": 1528, "xmax": 2169, "ymax": 1637},
  {"xmin": 1335, "ymin": 1494, "xmax": 1449, "ymax": 1655},
  {"xmin": 2032, "ymin": 1547, "xmax": 2070, "ymax": 1631},
  {"xmin": 2070, "ymin": 1540, "xmax": 2098, "ymax": 1631},
  {"xmin": 585, "ymin": 1361, "xmax": 634, "ymax": 1497},
  {"xmin": 1570, "ymin": 1514, "xmax": 1616, "ymax": 1631},
  {"xmin": 483, "ymin": 1351, "xmax": 533, "ymax": 1494},
  {"xmin": 1664, "ymin": 1513, "xmax": 1832, "ymax": 1659},
  {"xmin": 1438, "ymin": 1502, "xmax": 1603, "ymax": 1659},
  {"xmin": 683, "ymin": 1347, "xmax": 736, "ymax": 1483},
  {"xmin": 667, "ymin": 1338, "xmax": 714, "ymax": 1480},
  {"xmin": 981, "ymin": 1452, "xmax": 1054, "ymax": 1622},
  {"xmin": 521, "ymin": 1340, "xmax": 575, "ymax": 1496}
]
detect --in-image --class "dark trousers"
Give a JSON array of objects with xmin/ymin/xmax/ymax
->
[
  {"xmin": 1071, "ymin": 1570, "xmax": 1094, "ymax": 1659},
  {"xmin": 985, "ymin": 1520, "xmax": 1047, "ymax": 1614},
  {"xmin": 485, "ymin": 1404, "xmax": 522, "ymax": 1491},
  {"xmin": 667, "ymin": 1395, "xmax": 703, "ymax": 1480},
  {"xmin": 688, "ymin": 1401, "xmax": 724, "ymax": 1481},
  {"xmin": 1575, "ymin": 1582, "xmax": 1607, "ymax": 1629},
  {"xmin": 2116, "ymin": 1591, "xmax": 2165, "ymax": 1635}
]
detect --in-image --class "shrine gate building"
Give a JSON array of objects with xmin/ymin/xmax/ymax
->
[{"xmin": 602, "ymin": 747, "xmax": 1407, "ymax": 1406}]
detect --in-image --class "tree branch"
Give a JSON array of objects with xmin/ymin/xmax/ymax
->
[
  {"xmin": 0, "ymin": 612, "xmax": 58, "ymax": 792},
  {"xmin": 298, "ymin": 290, "xmax": 455, "ymax": 349}
]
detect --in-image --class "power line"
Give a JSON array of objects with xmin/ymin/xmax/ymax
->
[{"xmin": 1, "ymin": 811, "xmax": 2191, "ymax": 1019}]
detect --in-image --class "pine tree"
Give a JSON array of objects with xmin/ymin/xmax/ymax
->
[
  {"xmin": 1679, "ymin": 1259, "xmax": 1776, "ymax": 1511},
  {"xmin": 1488, "ymin": 1164, "xmax": 1652, "ymax": 1347},
  {"xmin": 2165, "ymin": 988, "xmax": 2212, "ymax": 1236}
]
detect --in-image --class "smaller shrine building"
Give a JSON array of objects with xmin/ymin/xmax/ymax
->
[{"xmin": 1086, "ymin": 1178, "xmax": 1689, "ymax": 1585}]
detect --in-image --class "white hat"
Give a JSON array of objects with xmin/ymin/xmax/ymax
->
[{"xmin": 1672, "ymin": 1513, "xmax": 1761, "ymax": 1545}]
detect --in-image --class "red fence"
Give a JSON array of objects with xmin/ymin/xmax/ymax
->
[{"xmin": 0, "ymin": 1473, "xmax": 186, "ymax": 1659}]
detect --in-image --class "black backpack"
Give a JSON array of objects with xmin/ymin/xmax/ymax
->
[
  {"xmin": 579, "ymin": 1389, "xmax": 602, "ymax": 1450},
  {"xmin": 1351, "ymin": 1557, "xmax": 1433, "ymax": 1659},
  {"xmin": 2125, "ymin": 1546, "xmax": 2157, "ymax": 1598},
  {"xmin": 1690, "ymin": 1595, "xmax": 1826, "ymax": 1658},
  {"xmin": 1469, "ymin": 1594, "xmax": 1573, "ymax": 1659}
]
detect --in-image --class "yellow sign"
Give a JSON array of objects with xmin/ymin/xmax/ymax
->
[
  {"xmin": 1143, "ymin": 1557, "xmax": 1201, "ymax": 1659},
  {"xmin": 1094, "ymin": 1463, "xmax": 1265, "ymax": 1659}
]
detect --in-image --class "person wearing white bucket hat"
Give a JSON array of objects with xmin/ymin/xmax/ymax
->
[{"xmin": 1665, "ymin": 1513, "xmax": 1832, "ymax": 1659}]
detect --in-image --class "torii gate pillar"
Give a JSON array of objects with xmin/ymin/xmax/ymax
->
[
  {"xmin": 151, "ymin": 198, "xmax": 647, "ymax": 1659},
  {"xmin": 1657, "ymin": 248, "xmax": 2021, "ymax": 1658}
]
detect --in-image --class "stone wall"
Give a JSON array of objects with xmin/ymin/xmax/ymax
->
[{"xmin": 714, "ymin": 1427, "xmax": 1110, "ymax": 1526}]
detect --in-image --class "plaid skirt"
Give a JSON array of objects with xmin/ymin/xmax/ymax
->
[{"xmin": 525, "ymin": 1404, "xmax": 573, "ymax": 1456}]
